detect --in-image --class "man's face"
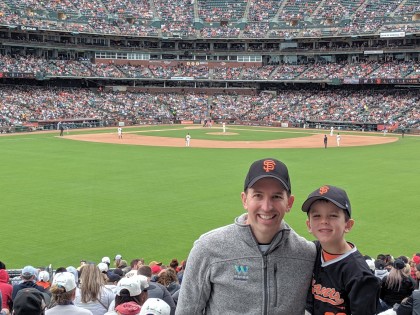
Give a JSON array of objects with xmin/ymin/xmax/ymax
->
[{"xmin": 241, "ymin": 177, "xmax": 293, "ymax": 244}]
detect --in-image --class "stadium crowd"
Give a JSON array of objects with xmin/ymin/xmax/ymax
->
[
  {"xmin": 0, "ymin": 85, "xmax": 418, "ymax": 130},
  {"xmin": 1, "ymin": 55, "xmax": 419, "ymax": 81},
  {"xmin": 1, "ymin": 252, "xmax": 420, "ymax": 314},
  {"xmin": 0, "ymin": 0, "xmax": 419, "ymax": 37}
]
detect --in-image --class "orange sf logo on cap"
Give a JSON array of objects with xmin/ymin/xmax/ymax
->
[
  {"xmin": 263, "ymin": 160, "xmax": 276, "ymax": 173},
  {"xmin": 319, "ymin": 186, "xmax": 329, "ymax": 195}
]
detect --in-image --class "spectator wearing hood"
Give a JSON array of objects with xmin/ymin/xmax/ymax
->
[{"xmin": 0, "ymin": 269, "xmax": 12, "ymax": 313}]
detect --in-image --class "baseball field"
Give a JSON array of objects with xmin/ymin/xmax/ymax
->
[{"xmin": 1, "ymin": 124, "xmax": 418, "ymax": 269}]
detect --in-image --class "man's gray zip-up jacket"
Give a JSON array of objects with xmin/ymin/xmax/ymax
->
[{"xmin": 176, "ymin": 213, "xmax": 316, "ymax": 315}]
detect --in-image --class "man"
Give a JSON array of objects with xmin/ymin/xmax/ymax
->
[
  {"xmin": 185, "ymin": 133, "xmax": 191, "ymax": 147},
  {"xmin": 324, "ymin": 134, "xmax": 328, "ymax": 149},
  {"xmin": 12, "ymin": 266, "xmax": 47, "ymax": 301},
  {"xmin": 176, "ymin": 158, "xmax": 316, "ymax": 315}
]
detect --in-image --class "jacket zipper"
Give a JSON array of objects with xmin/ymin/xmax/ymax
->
[
  {"xmin": 263, "ymin": 255, "xmax": 268, "ymax": 315},
  {"xmin": 274, "ymin": 263, "xmax": 277, "ymax": 305}
]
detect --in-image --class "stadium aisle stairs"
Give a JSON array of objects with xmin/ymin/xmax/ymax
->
[{"xmin": 272, "ymin": 0, "xmax": 288, "ymax": 22}]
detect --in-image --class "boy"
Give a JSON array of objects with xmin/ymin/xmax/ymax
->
[{"xmin": 302, "ymin": 185, "xmax": 380, "ymax": 315}]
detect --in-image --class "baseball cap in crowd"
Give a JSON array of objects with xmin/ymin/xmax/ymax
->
[
  {"xmin": 244, "ymin": 158, "xmax": 291, "ymax": 192},
  {"xmin": 139, "ymin": 298, "xmax": 171, "ymax": 315},
  {"xmin": 38, "ymin": 270, "xmax": 50, "ymax": 282},
  {"xmin": 115, "ymin": 254, "xmax": 122, "ymax": 260},
  {"xmin": 52, "ymin": 271, "xmax": 77, "ymax": 292},
  {"xmin": 13, "ymin": 288, "xmax": 48, "ymax": 315},
  {"xmin": 98, "ymin": 262, "xmax": 109, "ymax": 273},
  {"xmin": 115, "ymin": 301, "xmax": 141, "ymax": 315},
  {"xmin": 102, "ymin": 256, "xmax": 111, "ymax": 264},
  {"xmin": 151, "ymin": 265, "xmax": 162, "ymax": 275},
  {"xmin": 66, "ymin": 266, "xmax": 79, "ymax": 284},
  {"xmin": 107, "ymin": 272, "xmax": 121, "ymax": 283},
  {"xmin": 116, "ymin": 275, "xmax": 149, "ymax": 297},
  {"xmin": 302, "ymin": 185, "xmax": 351, "ymax": 218},
  {"xmin": 21, "ymin": 266, "xmax": 37, "ymax": 279}
]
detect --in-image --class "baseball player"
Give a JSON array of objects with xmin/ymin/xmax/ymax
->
[
  {"xmin": 222, "ymin": 122, "xmax": 226, "ymax": 133},
  {"xmin": 336, "ymin": 133, "xmax": 341, "ymax": 146},
  {"xmin": 185, "ymin": 133, "xmax": 191, "ymax": 147},
  {"xmin": 117, "ymin": 127, "xmax": 122, "ymax": 139},
  {"xmin": 302, "ymin": 185, "xmax": 380, "ymax": 315},
  {"xmin": 330, "ymin": 126, "xmax": 334, "ymax": 136}
]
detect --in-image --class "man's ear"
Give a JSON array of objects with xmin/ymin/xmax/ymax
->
[{"xmin": 241, "ymin": 191, "xmax": 247, "ymax": 209}]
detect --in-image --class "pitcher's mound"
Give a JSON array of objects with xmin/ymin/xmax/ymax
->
[{"xmin": 207, "ymin": 132, "xmax": 238, "ymax": 135}]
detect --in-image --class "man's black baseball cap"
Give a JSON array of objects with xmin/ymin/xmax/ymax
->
[
  {"xmin": 244, "ymin": 158, "xmax": 291, "ymax": 192},
  {"xmin": 301, "ymin": 185, "xmax": 351, "ymax": 218}
]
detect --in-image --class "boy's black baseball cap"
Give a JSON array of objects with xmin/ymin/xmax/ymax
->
[
  {"xmin": 301, "ymin": 185, "xmax": 351, "ymax": 218},
  {"xmin": 244, "ymin": 158, "xmax": 291, "ymax": 192}
]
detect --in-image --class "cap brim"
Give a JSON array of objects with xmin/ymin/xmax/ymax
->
[
  {"xmin": 302, "ymin": 196, "xmax": 347, "ymax": 213},
  {"xmin": 246, "ymin": 175, "xmax": 290, "ymax": 191}
]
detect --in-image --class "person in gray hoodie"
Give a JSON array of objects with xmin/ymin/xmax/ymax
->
[{"xmin": 176, "ymin": 158, "xmax": 316, "ymax": 315}]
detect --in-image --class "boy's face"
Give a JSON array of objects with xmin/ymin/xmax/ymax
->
[
  {"xmin": 242, "ymin": 177, "xmax": 294, "ymax": 244},
  {"xmin": 306, "ymin": 200, "xmax": 354, "ymax": 249}
]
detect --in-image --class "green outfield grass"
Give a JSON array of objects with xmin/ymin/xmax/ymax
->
[{"xmin": 0, "ymin": 126, "xmax": 418, "ymax": 269}]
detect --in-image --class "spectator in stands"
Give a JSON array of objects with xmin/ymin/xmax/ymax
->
[
  {"xmin": 12, "ymin": 266, "xmax": 47, "ymax": 300},
  {"xmin": 157, "ymin": 269, "xmax": 180, "ymax": 297},
  {"xmin": 104, "ymin": 272, "xmax": 121, "ymax": 294},
  {"xmin": 125, "ymin": 259, "xmax": 145, "ymax": 278},
  {"xmin": 138, "ymin": 266, "xmax": 175, "ymax": 315},
  {"xmin": 176, "ymin": 158, "xmax": 316, "ymax": 314},
  {"xmin": 104, "ymin": 275, "xmax": 149, "ymax": 315},
  {"xmin": 74, "ymin": 264, "xmax": 115, "ymax": 315},
  {"xmin": 101, "ymin": 257, "xmax": 111, "ymax": 270},
  {"xmin": 0, "ymin": 268, "xmax": 13, "ymax": 313},
  {"xmin": 139, "ymin": 298, "xmax": 171, "ymax": 315},
  {"xmin": 13, "ymin": 288, "xmax": 49, "ymax": 315},
  {"xmin": 376, "ymin": 259, "xmax": 390, "ymax": 280},
  {"xmin": 114, "ymin": 255, "xmax": 122, "ymax": 268},
  {"xmin": 36, "ymin": 271, "xmax": 51, "ymax": 290},
  {"xmin": 176, "ymin": 261, "xmax": 186, "ymax": 285},
  {"xmin": 168, "ymin": 259, "xmax": 178, "ymax": 273},
  {"xmin": 46, "ymin": 272, "xmax": 92, "ymax": 314},
  {"xmin": 66, "ymin": 266, "xmax": 79, "ymax": 287},
  {"xmin": 379, "ymin": 259, "xmax": 416, "ymax": 312}
]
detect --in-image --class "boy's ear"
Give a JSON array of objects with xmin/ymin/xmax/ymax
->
[
  {"xmin": 344, "ymin": 219, "xmax": 355, "ymax": 233},
  {"xmin": 306, "ymin": 219, "xmax": 312, "ymax": 233}
]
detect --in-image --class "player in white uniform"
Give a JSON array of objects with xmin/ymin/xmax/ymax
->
[
  {"xmin": 222, "ymin": 122, "xmax": 226, "ymax": 133},
  {"xmin": 330, "ymin": 126, "xmax": 334, "ymax": 136},
  {"xmin": 336, "ymin": 133, "xmax": 341, "ymax": 147},
  {"xmin": 185, "ymin": 133, "xmax": 191, "ymax": 147},
  {"xmin": 117, "ymin": 127, "xmax": 122, "ymax": 139}
]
